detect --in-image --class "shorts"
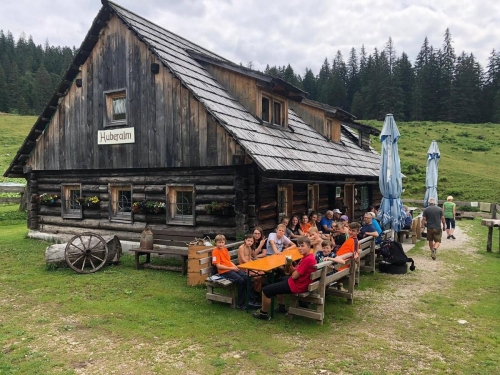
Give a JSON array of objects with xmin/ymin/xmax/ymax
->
[
  {"xmin": 262, "ymin": 277, "xmax": 291, "ymax": 298},
  {"xmin": 445, "ymin": 218, "xmax": 455, "ymax": 229},
  {"xmin": 427, "ymin": 228, "xmax": 442, "ymax": 243}
]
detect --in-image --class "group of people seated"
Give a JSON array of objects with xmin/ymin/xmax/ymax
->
[{"xmin": 211, "ymin": 208, "xmax": 384, "ymax": 321}]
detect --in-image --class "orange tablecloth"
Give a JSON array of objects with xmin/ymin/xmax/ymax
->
[{"xmin": 238, "ymin": 247, "xmax": 303, "ymax": 272}]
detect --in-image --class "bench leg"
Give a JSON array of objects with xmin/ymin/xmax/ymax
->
[{"xmin": 134, "ymin": 252, "xmax": 141, "ymax": 269}]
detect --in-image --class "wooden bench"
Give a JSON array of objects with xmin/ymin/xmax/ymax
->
[
  {"xmin": 356, "ymin": 235, "xmax": 376, "ymax": 285},
  {"xmin": 198, "ymin": 242, "xmax": 243, "ymax": 308},
  {"xmin": 130, "ymin": 230, "xmax": 203, "ymax": 275},
  {"xmin": 288, "ymin": 252, "xmax": 356, "ymax": 324},
  {"xmin": 397, "ymin": 217, "xmax": 421, "ymax": 244}
]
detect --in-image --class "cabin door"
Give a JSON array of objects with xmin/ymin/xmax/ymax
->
[{"xmin": 344, "ymin": 184, "xmax": 355, "ymax": 219}]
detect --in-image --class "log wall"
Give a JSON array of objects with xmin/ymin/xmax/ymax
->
[{"xmin": 28, "ymin": 166, "xmax": 253, "ymax": 241}]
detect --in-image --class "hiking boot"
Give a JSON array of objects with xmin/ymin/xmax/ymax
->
[
  {"xmin": 252, "ymin": 309, "xmax": 270, "ymax": 320},
  {"xmin": 431, "ymin": 249, "xmax": 437, "ymax": 260},
  {"xmin": 275, "ymin": 304, "xmax": 288, "ymax": 314},
  {"xmin": 447, "ymin": 235, "xmax": 451, "ymax": 239},
  {"xmin": 451, "ymin": 235, "xmax": 456, "ymax": 239}
]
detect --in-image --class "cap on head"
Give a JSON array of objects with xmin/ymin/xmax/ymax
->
[
  {"xmin": 332, "ymin": 209, "xmax": 341, "ymax": 214},
  {"xmin": 340, "ymin": 215, "xmax": 348, "ymax": 221}
]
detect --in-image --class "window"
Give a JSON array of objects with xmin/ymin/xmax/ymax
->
[
  {"xmin": 260, "ymin": 90, "xmax": 287, "ymax": 127},
  {"xmin": 325, "ymin": 117, "xmax": 341, "ymax": 142},
  {"xmin": 307, "ymin": 184, "xmax": 319, "ymax": 213},
  {"xmin": 325, "ymin": 119, "xmax": 333, "ymax": 140},
  {"xmin": 262, "ymin": 96, "xmax": 270, "ymax": 122},
  {"xmin": 104, "ymin": 89, "xmax": 127, "ymax": 127},
  {"xmin": 109, "ymin": 184, "xmax": 132, "ymax": 222},
  {"xmin": 360, "ymin": 186, "xmax": 369, "ymax": 210},
  {"xmin": 167, "ymin": 185, "xmax": 195, "ymax": 225},
  {"xmin": 277, "ymin": 184, "xmax": 293, "ymax": 222},
  {"xmin": 273, "ymin": 101, "xmax": 282, "ymax": 125},
  {"xmin": 61, "ymin": 184, "xmax": 82, "ymax": 219},
  {"xmin": 335, "ymin": 186, "xmax": 341, "ymax": 198}
]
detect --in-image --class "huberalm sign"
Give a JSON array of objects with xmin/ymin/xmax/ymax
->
[{"xmin": 98, "ymin": 127, "xmax": 135, "ymax": 145}]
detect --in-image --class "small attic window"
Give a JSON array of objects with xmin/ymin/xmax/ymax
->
[
  {"xmin": 262, "ymin": 96, "xmax": 270, "ymax": 122},
  {"xmin": 260, "ymin": 90, "xmax": 287, "ymax": 127},
  {"xmin": 104, "ymin": 89, "xmax": 127, "ymax": 127},
  {"xmin": 325, "ymin": 118, "xmax": 341, "ymax": 143}
]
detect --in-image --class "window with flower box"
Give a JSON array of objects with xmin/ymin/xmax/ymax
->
[
  {"xmin": 61, "ymin": 183, "xmax": 82, "ymax": 219},
  {"xmin": 166, "ymin": 185, "xmax": 195, "ymax": 225},
  {"xmin": 109, "ymin": 184, "xmax": 133, "ymax": 222}
]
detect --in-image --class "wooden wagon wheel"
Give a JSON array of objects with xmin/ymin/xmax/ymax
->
[{"xmin": 65, "ymin": 233, "xmax": 109, "ymax": 274}]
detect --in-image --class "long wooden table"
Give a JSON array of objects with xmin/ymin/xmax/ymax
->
[{"xmin": 238, "ymin": 247, "xmax": 304, "ymax": 317}]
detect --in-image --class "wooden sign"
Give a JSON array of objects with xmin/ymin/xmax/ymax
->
[{"xmin": 98, "ymin": 127, "xmax": 135, "ymax": 145}]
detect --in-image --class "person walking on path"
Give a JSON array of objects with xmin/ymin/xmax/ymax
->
[
  {"xmin": 443, "ymin": 196, "xmax": 456, "ymax": 239},
  {"xmin": 422, "ymin": 197, "xmax": 446, "ymax": 260}
]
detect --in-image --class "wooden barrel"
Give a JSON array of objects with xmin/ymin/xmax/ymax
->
[{"xmin": 187, "ymin": 245, "xmax": 212, "ymax": 286}]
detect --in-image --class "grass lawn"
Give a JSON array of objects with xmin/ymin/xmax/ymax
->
[{"xmin": 1, "ymin": 204, "xmax": 500, "ymax": 374}]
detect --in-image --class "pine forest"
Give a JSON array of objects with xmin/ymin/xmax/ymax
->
[{"xmin": 1, "ymin": 28, "xmax": 500, "ymax": 123}]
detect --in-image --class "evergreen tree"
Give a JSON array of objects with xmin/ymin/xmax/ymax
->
[
  {"xmin": 346, "ymin": 47, "xmax": 360, "ymax": 113},
  {"xmin": 33, "ymin": 65, "xmax": 53, "ymax": 114},
  {"xmin": 452, "ymin": 52, "xmax": 483, "ymax": 123},
  {"xmin": 492, "ymin": 89, "xmax": 500, "ymax": 123},
  {"xmin": 393, "ymin": 52, "xmax": 414, "ymax": 121},
  {"xmin": 316, "ymin": 58, "xmax": 331, "ymax": 104},
  {"xmin": 439, "ymin": 28, "xmax": 456, "ymax": 121},
  {"xmin": 302, "ymin": 68, "xmax": 317, "ymax": 100}
]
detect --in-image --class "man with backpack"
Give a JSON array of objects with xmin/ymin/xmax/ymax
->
[{"xmin": 421, "ymin": 197, "xmax": 446, "ymax": 260}]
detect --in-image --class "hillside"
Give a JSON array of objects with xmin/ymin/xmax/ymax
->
[
  {"xmin": 1, "ymin": 114, "xmax": 499, "ymax": 202},
  {"xmin": 0, "ymin": 114, "xmax": 36, "ymax": 183},
  {"xmin": 364, "ymin": 120, "xmax": 500, "ymax": 203}
]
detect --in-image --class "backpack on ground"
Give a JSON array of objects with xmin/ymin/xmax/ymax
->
[{"xmin": 379, "ymin": 238, "xmax": 415, "ymax": 274}]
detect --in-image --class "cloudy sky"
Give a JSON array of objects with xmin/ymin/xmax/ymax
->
[{"xmin": 2, "ymin": 0, "xmax": 500, "ymax": 74}]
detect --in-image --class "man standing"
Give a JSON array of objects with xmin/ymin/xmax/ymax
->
[{"xmin": 421, "ymin": 197, "xmax": 446, "ymax": 260}]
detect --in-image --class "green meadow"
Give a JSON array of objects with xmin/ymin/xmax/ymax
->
[{"xmin": 1, "ymin": 205, "xmax": 499, "ymax": 374}]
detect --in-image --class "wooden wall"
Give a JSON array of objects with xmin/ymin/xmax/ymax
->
[
  {"xmin": 289, "ymin": 101, "xmax": 325, "ymax": 135},
  {"xmin": 200, "ymin": 63, "xmax": 258, "ymax": 116},
  {"xmin": 27, "ymin": 16, "xmax": 243, "ymax": 172},
  {"xmin": 28, "ymin": 166, "xmax": 253, "ymax": 241}
]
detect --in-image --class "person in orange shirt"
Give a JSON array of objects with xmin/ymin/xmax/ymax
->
[
  {"xmin": 299, "ymin": 214, "xmax": 312, "ymax": 236},
  {"xmin": 212, "ymin": 234, "xmax": 254, "ymax": 310},
  {"xmin": 336, "ymin": 222, "xmax": 361, "ymax": 271}
]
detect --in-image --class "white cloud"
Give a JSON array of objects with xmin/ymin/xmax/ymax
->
[{"xmin": 1, "ymin": 0, "xmax": 499, "ymax": 75}]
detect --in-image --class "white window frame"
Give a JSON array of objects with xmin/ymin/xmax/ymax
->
[
  {"xmin": 109, "ymin": 184, "xmax": 133, "ymax": 222},
  {"xmin": 61, "ymin": 183, "xmax": 82, "ymax": 219},
  {"xmin": 307, "ymin": 184, "xmax": 319, "ymax": 213},
  {"xmin": 104, "ymin": 89, "xmax": 127, "ymax": 127},
  {"xmin": 277, "ymin": 184, "xmax": 293, "ymax": 223},
  {"xmin": 166, "ymin": 185, "xmax": 195, "ymax": 226}
]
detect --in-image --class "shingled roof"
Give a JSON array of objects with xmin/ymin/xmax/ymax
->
[{"xmin": 5, "ymin": 0, "xmax": 381, "ymax": 178}]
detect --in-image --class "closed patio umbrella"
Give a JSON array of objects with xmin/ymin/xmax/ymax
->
[
  {"xmin": 424, "ymin": 140, "xmax": 440, "ymax": 207},
  {"xmin": 377, "ymin": 114, "xmax": 405, "ymax": 233}
]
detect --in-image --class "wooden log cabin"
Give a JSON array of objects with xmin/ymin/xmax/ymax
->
[{"xmin": 4, "ymin": 0, "xmax": 382, "ymax": 241}]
